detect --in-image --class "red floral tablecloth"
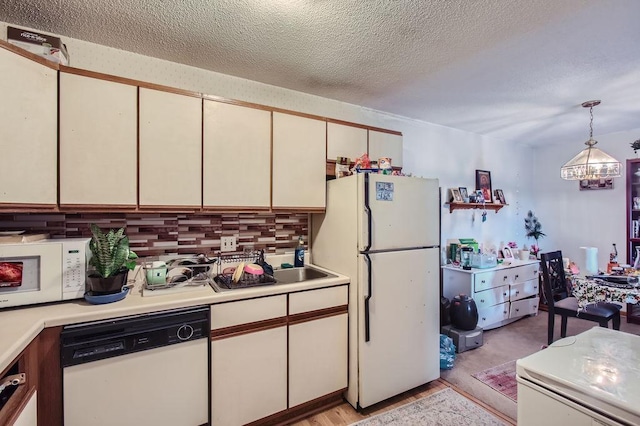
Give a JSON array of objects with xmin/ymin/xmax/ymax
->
[{"xmin": 570, "ymin": 276, "xmax": 640, "ymax": 308}]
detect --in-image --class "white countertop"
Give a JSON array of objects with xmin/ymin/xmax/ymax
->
[{"xmin": 0, "ymin": 261, "xmax": 348, "ymax": 373}]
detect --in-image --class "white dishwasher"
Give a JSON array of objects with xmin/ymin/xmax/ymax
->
[{"xmin": 61, "ymin": 306, "xmax": 209, "ymax": 426}]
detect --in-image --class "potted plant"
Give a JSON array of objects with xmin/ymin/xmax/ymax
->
[
  {"xmin": 524, "ymin": 210, "xmax": 545, "ymax": 257},
  {"xmin": 87, "ymin": 223, "xmax": 138, "ymax": 295},
  {"xmin": 631, "ymin": 139, "xmax": 640, "ymax": 156}
]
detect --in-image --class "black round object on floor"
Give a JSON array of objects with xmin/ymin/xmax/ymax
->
[{"xmin": 450, "ymin": 294, "xmax": 478, "ymax": 330}]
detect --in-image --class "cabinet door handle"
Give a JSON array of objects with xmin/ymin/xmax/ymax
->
[
  {"xmin": 503, "ymin": 292, "xmax": 507, "ymax": 297},
  {"xmin": 515, "ymin": 308, "xmax": 520, "ymax": 312},
  {"xmin": 480, "ymin": 299, "xmax": 485, "ymax": 303},
  {"xmin": 515, "ymin": 290, "xmax": 520, "ymax": 295},
  {"xmin": 503, "ymin": 276, "xmax": 508, "ymax": 281},
  {"xmin": 515, "ymin": 274, "xmax": 519, "ymax": 280}
]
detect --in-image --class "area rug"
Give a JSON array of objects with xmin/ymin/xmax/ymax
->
[
  {"xmin": 472, "ymin": 360, "xmax": 518, "ymax": 402},
  {"xmin": 350, "ymin": 388, "xmax": 507, "ymax": 426}
]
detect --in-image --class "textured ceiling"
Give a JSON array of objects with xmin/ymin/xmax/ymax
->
[{"xmin": 2, "ymin": 0, "xmax": 640, "ymax": 147}]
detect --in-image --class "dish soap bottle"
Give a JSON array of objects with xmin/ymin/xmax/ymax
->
[{"xmin": 294, "ymin": 236, "xmax": 305, "ymax": 267}]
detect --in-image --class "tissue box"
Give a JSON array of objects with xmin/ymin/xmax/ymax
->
[{"xmin": 7, "ymin": 26, "xmax": 69, "ymax": 65}]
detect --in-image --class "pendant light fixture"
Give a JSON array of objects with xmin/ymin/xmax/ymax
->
[{"xmin": 560, "ymin": 100, "xmax": 621, "ymax": 180}]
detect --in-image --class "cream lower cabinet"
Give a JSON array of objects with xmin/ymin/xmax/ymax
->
[
  {"xmin": 203, "ymin": 100, "xmax": 271, "ymax": 209},
  {"xmin": 139, "ymin": 88, "xmax": 202, "ymax": 208},
  {"xmin": 210, "ymin": 296, "xmax": 288, "ymax": 426},
  {"xmin": 59, "ymin": 72, "xmax": 137, "ymax": 207},
  {"xmin": 442, "ymin": 261, "xmax": 540, "ymax": 330},
  {"xmin": 12, "ymin": 391, "xmax": 37, "ymax": 426},
  {"xmin": 0, "ymin": 46, "xmax": 57, "ymax": 207},
  {"xmin": 288, "ymin": 286, "xmax": 348, "ymax": 407},
  {"xmin": 210, "ymin": 285, "xmax": 348, "ymax": 425},
  {"xmin": 272, "ymin": 112, "xmax": 326, "ymax": 210}
]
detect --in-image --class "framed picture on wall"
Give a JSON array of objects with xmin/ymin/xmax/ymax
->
[
  {"xmin": 475, "ymin": 170, "xmax": 493, "ymax": 203},
  {"xmin": 494, "ymin": 189, "xmax": 506, "ymax": 204},
  {"xmin": 458, "ymin": 187, "xmax": 469, "ymax": 202},
  {"xmin": 450, "ymin": 188, "xmax": 463, "ymax": 203}
]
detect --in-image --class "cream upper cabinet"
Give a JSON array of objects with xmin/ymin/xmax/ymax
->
[
  {"xmin": 139, "ymin": 88, "xmax": 202, "ymax": 207},
  {"xmin": 368, "ymin": 130, "xmax": 403, "ymax": 168},
  {"xmin": 272, "ymin": 112, "xmax": 326, "ymax": 209},
  {"xmin": 327, "ymin": 122, "xmax": 367, "ymax": 161},
  {"xmin": 0, "ymin": 47, "xmax": 57, "ymax": 206},
  {"xmin": 59, "ymin": 72, "xmax": 137, "ymax": 206},
  {"xmin": 203, "ymin": 101, "xmax": 271, "ymax": 209}
]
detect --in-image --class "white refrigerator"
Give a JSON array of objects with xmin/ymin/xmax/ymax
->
[
  {"xmin": 311, "ymin": 173, "xmax": 441, "ymax": 409},
  {"xmin": 517, "ymin": 327, "xmax": 640, "ymax": 425}
]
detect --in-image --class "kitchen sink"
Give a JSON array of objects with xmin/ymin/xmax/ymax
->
[
  {"xmin": 272, "ymin": 266, "xmax": 336, "ymax": 284},
  {"xmin": 210, "ymin": 265, "xmax": 336, "ymax": 292}
]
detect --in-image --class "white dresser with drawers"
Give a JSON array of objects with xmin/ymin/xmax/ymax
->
[{"xmin": 442, "ymin": 260, "xmax": 540, "ymax": 330}]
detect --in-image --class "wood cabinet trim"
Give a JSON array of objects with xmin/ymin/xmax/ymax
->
[
  {"xmin": 0, "ymin": 385, "xmax": 32, "ymax": 426},
  {"xmin": 326, "ymin": 117, "xmax": 402, "ymax": 136},
  {"xmin": 210, "ymin": 317, "xmax": 287, "ymax": 340},
  {"xmin": 60, "ymin": 66, "xmax": 201, "ymax": 98},
  {"xmin": 0, "ymin": 39, "xmax": 59, "ymax": 70},
  {"xmin": 244, "ymin": 389, "xmax": 345, "ymax": 426},
  {"xmin": 59, "ymin": 67, "xmax": 401, "ymax": 136},
  {"xmin": 38, "ymin": 326, "xmax": 62, "ymax": 426},
  {"xmin": 288, "ymin": 305, "xmax": 348, "ymax": 326}
]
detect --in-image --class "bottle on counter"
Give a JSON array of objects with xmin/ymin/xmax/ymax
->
[
  {"xmin": 294, "ymin": 236, "xmax": 305, "ymax": 267},
  {"xmin": 607, "ymin": 243, "xmax": 619, "ymax": 274}
]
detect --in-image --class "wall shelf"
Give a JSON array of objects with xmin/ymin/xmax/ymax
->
[{"xmin": 444, "ymin": 202, "xmax": 507, "ymax": 213}]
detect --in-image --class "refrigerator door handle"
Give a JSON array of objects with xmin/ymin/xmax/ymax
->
[
  {"xmin": 363, "ymin": 173, "xmax": 372, "ymax": 252},
  {"xmin": 364, "ymin": 253, "xmax": 372, "ymax": 342}
]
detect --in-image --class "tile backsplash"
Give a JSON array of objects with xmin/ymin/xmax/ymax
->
[{"xmin": 0, "ymin": 212, "xmax": 308, "ymax": 257}]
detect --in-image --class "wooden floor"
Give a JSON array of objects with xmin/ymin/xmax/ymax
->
[{"xmin": 289, "ymin": 379, "xmax": 516, "ymax": 426}]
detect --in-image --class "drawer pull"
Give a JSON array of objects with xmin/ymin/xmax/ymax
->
[
  {"xmin": 515, "ymin": 290, "xmax": 520, "ymax": 295},
  {"xmin": 503, "ymin": 276, "xmax": 508, "ymax": 281},
  {"xmin": 480, "ymin": 299, "xmax": 485, "ymax": 303},
  {"xmin": 503, "ymin": 292, "xmax": 507, "ymax": 297},
  {"xmin": 516, "ymin": 308, "xmax": 520, "ymax": 312},
  {"xmin": 515, "ymin": 274, "xmax": 519, "ymax": 279},
  {"xmin": 481, "ymin": 280, "xmax": 486, "ymax": 284}
]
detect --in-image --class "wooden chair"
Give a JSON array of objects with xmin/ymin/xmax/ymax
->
[{"xmin": 540, "ymin": 250, "xmax": 621, "ymax": 345}]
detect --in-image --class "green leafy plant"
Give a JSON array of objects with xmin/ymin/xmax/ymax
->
[
  {"xmin": 524, "ymin": 210, "xmax": 545, "ymax": 244},
  {"xmin": 88, "ymin": 224, "xmax": 138, "ymax": 278}
]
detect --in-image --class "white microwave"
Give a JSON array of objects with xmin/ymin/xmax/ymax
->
[{"xmin": 0, "ymin": 238, "xmax": 91, "ymax": 309}]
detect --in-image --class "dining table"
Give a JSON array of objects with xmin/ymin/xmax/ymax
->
[{"xmin": 570, "ymin": 275, "xmax": 640, "ymax": 309}]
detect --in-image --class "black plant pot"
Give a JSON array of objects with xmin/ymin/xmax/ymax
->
[{"xmin": 87, "ymin": 269, "xmax": 128, "ymax": 295}]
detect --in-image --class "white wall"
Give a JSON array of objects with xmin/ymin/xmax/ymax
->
[
  {"xmin": 534, "ymin": 128, "xmax": 639, "ymax": 269},
  {"xmin": 1, "ymin": 21, "xmax": 543, "ymax": 260}
]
